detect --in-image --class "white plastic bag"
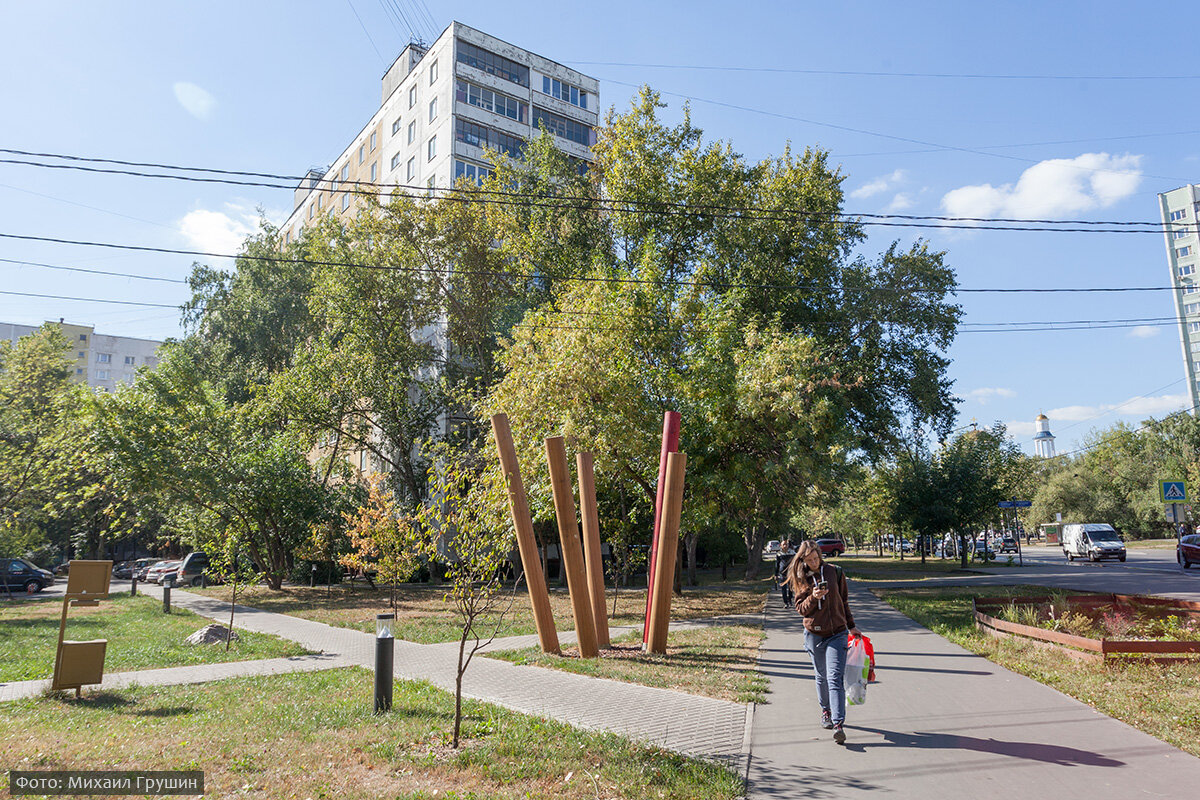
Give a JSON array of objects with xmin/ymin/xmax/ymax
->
[{"xmin": 844, "ymin": 636, "xmax": 871, "ymax": 706}]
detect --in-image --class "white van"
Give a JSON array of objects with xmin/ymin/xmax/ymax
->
[{"xmin": 1061, "ymin": 523, "xmax": 1127, "ymax": 562}]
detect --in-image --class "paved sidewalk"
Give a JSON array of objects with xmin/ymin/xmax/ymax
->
[
  {"xmin": 747, "ymin": 586, "xmax": 1200, "ymax": 799},
  {"xmin": 133, "ymin": 586, "xmax": 751, "ymax": 766}
]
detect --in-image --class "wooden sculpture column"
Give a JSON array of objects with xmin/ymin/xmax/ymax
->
[
  {"xmin": 491, "ymin": 413, "xmax": 559, "ymax": 654},
  {"xmin": 643, "ymin": 411, "xmax": 681, "ymax": 642},
  {"xmin": 645, "ymin": 452, "xmax": 687, "ymax": 655},
  {"xmin": 576, "ymin": 452, "xmax": 610, "ymax": 648},
  {"xmin": 545, "ymin": 436, "xmax": 599, "ymax": 658}
]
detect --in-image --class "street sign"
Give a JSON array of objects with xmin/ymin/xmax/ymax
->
[
  {"xmin": 997, "ymin": 500, "xmax": 1032, "ymax": 508},
  {"xmin": 1166, "ymin": 505, "xmax": 1178, "ymax": 523},
  {"xmin": 1161, "ymin": 481, "xmax": 1188, "ymax": 502}
]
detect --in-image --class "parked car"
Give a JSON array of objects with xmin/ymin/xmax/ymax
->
[
  {"xmin": 133, "ymin": 559, "xmax": 163, "ymax": 581},
  {"xmin": 1, "ymin": 557, "xmax": 56, "ymax": 594},
  {"xmin": 145, "ymin": 560, "xmax": 182, "ymax": 584},
  {"xmin": 998, "ymin": 536, "xmax": 1019, "ymax": 554},
  {"xmin": 1062, "ymin": 523, "xmax": 1126, "ymax": 562},
  {"xmin": 177, "ymin": 551, "xmax": 214, "ymax": 587},
  {"xmin": 764, "ymin": 540, "xmax": 781, "ymax": 557},
  {"xmin": 1179, "ymin": 534, "xmax": 1200, "ymax": 569},
  {"xmin": 816, "ymin": 538, "xmax": 845, "ymax": 557}
]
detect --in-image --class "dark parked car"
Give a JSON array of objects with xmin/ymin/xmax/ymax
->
[
  {"xmin": 1179, "ymin": 534, "xmax": 1200, "ymax": 569},
  {"xmin": 1, "ymin": 557, "xmax": 56, "ymax": 594},
  {"xmin": 133, "ymin": 559, "xmax": 164, "ymax": 581},
  {"xmin": 815, "ymin": 538, "xmax": 846, "ymax": 557},
  {"xmin": 177, "ymin": 551, "xmax": 215, "ymax": 587},
  {"xmin": 998, "ymin": 536, "xmax": 1019, "ymax": 554}
]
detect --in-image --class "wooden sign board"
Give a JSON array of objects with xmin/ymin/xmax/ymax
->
[
  {"xmin": 54, "ymin": 640, "xmax": 107, "ymax": 690},
  {"xmin": 65, "ymin": 560, "xmax": 111, "ymax": 601}
]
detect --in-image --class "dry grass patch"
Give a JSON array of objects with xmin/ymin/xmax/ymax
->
[
  {"xmin": 0, "ymin": 668, "xmax": 742, "ymax": 800},
  {"xmin": 191, "ymin": 577, "xmax": 767, "ymax": 643},
  {"xmin": 486, "ymin": 624, "xmax": 767, "ymax": 703},
  {"xmin": 880, "ymin": 586, "xmax": 1200, "ymax": 757}
]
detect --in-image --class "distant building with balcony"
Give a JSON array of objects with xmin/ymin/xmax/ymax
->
[{"xmin": 1, "ymin": 320, "xmax": 161, "ymax": 391}]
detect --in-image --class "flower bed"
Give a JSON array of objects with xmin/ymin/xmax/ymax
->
[{"xmin": 972, "ymin": 593, "xmax": 1200, "ymax": 664}]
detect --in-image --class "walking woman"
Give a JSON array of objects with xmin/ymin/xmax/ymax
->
[{"xmin": 786, "ymin": 540, "xmax": 860, "ymax": 744}]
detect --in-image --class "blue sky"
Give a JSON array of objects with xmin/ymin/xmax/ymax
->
[{"xmin": 2, "ymin": 1, "xmax": 1197, "ymax": 454}]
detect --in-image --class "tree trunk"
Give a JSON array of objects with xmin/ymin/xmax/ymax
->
[
  {"xmin": 684, "ymin": 532, "xmax": 698, "ymax": 586},
  {"xmin": 743, "ymin": 524, "xmax": 766, "ymax": 580},
  {"xmin": 453, "ymin": 630, "xmax": 467, "ymax": 748},
  {"xmin": 226, "ymin": 580, "xmax": 238, "ymax": 652}
]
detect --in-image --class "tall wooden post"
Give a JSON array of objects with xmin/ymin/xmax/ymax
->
[
  {"xmin": 643, "ymin": 412, "xmax": 681, "ymax": 642},
  {"xmin": 576, "ymin": 452, "xmax": 610, "ymax": 648},
  {"xmin": 545, "ymin": 436, "xmax": 599, "ymax": 658},
  {"xmin": 491, "ymin": 414, "xmax": 559, "ymax": 654},
  {"xmin": 646, "ymin": 452, "xmax": 687, "ymax": 655}
]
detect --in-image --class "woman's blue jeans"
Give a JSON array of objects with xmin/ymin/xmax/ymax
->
[{"xmin": 804, "ymin": 629, "xmax": 849, "ymax": 725}]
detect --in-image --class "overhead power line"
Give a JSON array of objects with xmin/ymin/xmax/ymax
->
[
  {"xmin": 0, "ymin": 256, "xmax": 187, "ymax": 283},
  {"xmin": 0, "ymin": 147, "xmax": 1186, "ymax": 233},
  {"xmin": 569, "ymin": 61, "xmax": 1200, "ymax": 82}
]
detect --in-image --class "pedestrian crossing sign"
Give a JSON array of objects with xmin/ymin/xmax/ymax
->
[{"xmin": 1161, "ymin": 481, "xmax": 1188, "ymax": 502}]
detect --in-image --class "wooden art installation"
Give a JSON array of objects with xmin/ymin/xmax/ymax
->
[
  {"xmin": 576, "ymin": 452, "xmax": 610, "ymax": 648},
  {"xmin": 643, "ymin": 411, "xmax": 681, "ymax": 642},
  {"xmin": 52, "ymin": 560, "xmax": 112, "ymax": 697},
  {"xmin": 645, "ymin": 452, "xmax": 687, "ymax": 654},
  {"xmin": 545, "ymin": 436, "xmax": 599, "ymax": 658}
]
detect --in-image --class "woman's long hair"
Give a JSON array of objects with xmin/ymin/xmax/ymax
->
[{"xmin": 785, "ymin": 540, "xmax": 822, "ymax": 599}]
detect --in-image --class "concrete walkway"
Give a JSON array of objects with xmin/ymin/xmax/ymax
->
[{"xmin": 747, "ymin": 586, "xmax": 1200, "ymax": 799}]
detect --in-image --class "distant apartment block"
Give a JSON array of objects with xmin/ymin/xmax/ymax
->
[
  {"xmin": 279, "ymin": 21, "xmax": 600, "ymax": 243},
  {"xmin": 1159, "ymin": 186, "xmax": 1200, "ymax": 413},
  {"xmin": 1, "ymin": 320, "xmax": 161, "ymax": 391}
]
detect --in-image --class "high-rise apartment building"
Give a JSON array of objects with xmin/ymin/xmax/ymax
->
[
  {"xmin": 1158, "ymin": 186, "xmax": 1200, "ymax": 413},
  {"xmin": 1, "ymin": 320, "xmax": 161, "ymax": 391},
  {"xmin": 279, "ymin": 22, "xmax": 600, "ymax": 243}
]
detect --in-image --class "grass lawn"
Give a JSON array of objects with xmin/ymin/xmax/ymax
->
[
  {"xmin": 190, "ymin": 575, "xmax": 767, "ymax": 643},
  {"xmin": 0, "ymin": 591, "xmax": 309, "ymax": 682},
  {"xmin": 0, "ymin": 668, "xmax": 742, "ymax": 800},
  {"xmin": 486, "ymin": 624, "xmax": 767, "ymax": 703},
  {"xmin": 878, "ymin": 585, "xmax": 1200, "ymax": 758},
  {"xmin": 1125, "ymin": 538, "xmax": 1180, "ymax": 549}
]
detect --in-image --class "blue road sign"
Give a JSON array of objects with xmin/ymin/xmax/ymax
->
[
  {"xmin": 998, "ymin": 500, "xmax": 1032, "ymax": 508},
  {"xmin": 1161, "ymin": 481, "xmax": 1188, "ymax": 502}
]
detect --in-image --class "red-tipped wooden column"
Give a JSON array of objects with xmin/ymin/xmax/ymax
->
[{"xmin": 645, "ymin": 452, "xmax": 687, "ymax": 655}]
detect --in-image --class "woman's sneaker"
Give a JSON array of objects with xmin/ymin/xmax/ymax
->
[
  {"xmin": 833, "ymin": 724, "xmax": 846, "ymax": 744},
  {"xmin": 821, "ymin": 709, "xmax": 833, "ymax": 729}
]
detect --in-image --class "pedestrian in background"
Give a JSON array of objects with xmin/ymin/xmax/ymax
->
[
  {"xmin": 775, "ymin": 539, "xmax": 796, "ymax": 607},
  {"xmin": 786, "ymin": 540, "xmax": 860, "ymax": 744}
]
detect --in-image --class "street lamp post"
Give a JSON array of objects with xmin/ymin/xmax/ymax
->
[{"xmin": 375, "ymin": 613, "xmax": 394, "ymax": 714}]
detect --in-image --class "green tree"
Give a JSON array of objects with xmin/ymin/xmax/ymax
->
[{"xmin": 339, "ymin": 474, "xmax": 424, "ymax": 613}]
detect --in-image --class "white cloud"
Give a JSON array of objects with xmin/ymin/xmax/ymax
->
[
  {"xmin": 1005, "ymin": 393, "xmax": 1190, "ymax": 438},
  {"xmin": 178, "ymin": 203, "xmax": 260, "ymax": 255},
  {"xmin": 962, "ymin": 387, "xmax": 1017, "ymax": 405},
  {"xmin": 173, "ymin": 81, "xmax": 216, "ymax": 120},
  {"xmin": 1129, "ymin": 325, "xmax": 1161, "ymax": 339},
  {"xmin": 849, "ymin": 169, "xmax": 907, "ymax": 199},
  {"xmin": 887, "ymin": 192, "xmax": 915, "ymax": 211},
  {"xmin": 941, "ymin": 153, "xmax": 1142, "ymax": 220}
]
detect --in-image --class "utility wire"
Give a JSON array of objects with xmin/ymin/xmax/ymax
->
[
  {"xmin": 0, "ymin": 147, "xmax": 1188, "ymax": 232},
  {"xmin": 569, "ymin": 61, "xmax": 1200, "ymax": 82},
  {"xmin": 0, "ymin": 256, "xmax": 188, "ymax": 283}
]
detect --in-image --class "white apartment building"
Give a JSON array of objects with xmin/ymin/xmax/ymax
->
[
  {"xmin": 1, "ymin": 320, "xmax": 161, "ymax": 391},
  {"xmin": 279, "ymin": 21, "xmax": 600, "ymax": 242},
  {"xmin": 1158, "ymin": 185, "xmax": 1200, "ymax": 413}
]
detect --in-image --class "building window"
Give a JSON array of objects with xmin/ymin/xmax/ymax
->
[
  {"xmin": 342, "ymin": 193, "xmax": 351, "ymax": 211},
  {"xmin": 391, "ymin": 153, "xmax": 401, "ymax": 171},
  {"xmin": 340, "ymin": 164, "xmax": 349, "ymax": 184},
  {"xmin": 124, "ymin": 356, "xmax": 135, "ymax": 365},
  {"xmin": 1180, "ymin": 264, "xmax": 1195, "ymax": 278},
  {"xmin": 455, "ymin": 159, "xmax": 494, "ymax": 186},
  {"xmin": 1179, "ymin": 245, "xmax": 1193, "ymax": 257},
  {"xmin": 370, "ymin": 162, "xmax": 377, "ymax": 181},
  {"xmin": 359, "ymin": 145, "xmax": 365, "ymax": 164},
  {"xmin": 409, "ymin": 85, "xmax": 417, "ymax": 108},
  {"xmin": 407, "ymin": 157, "xmax": 416, "ymax": 181},
  {"xmin": 456, "ymin": 39, "xmax": 529, "ymax": 87},
  {"xmin": 1190, "ymin": 321, "xmax": 1200, "ymax": 334},
  {"xmin": 370, "ymin": 131, "xmax": 377, "ymax": 151},
  {"xmin": 427, "ymin": 136, "xmax": 437, "ymax": 161},
  {"xmin": 79, "ymin": 334, "xmax": 87, "ymax": 342},
  {"xmin": 430, "ymin": 60, "xmax": 438, "ymax": 84},
  {"xmin": 427, "ymin": 176, "xmax": 436, "ymax": 196},
  {"xmin": 392, "ymin": 118, "xmax": 401, "ymax": 136},
  {"xmin": 531, "ymin": 106, "xmax": 595, "ymax": 147},
  {"xmin": 95, "ymin": 369, "xmax": 109, "ymax": 380},
  {"xmin": 76, "ymin": 368, "xmax": 83, "ymax": 375},
  {"xmin": 408, "ymin": 120, "xmax": 416, "ymax": 144},
  {"xmin": 77, "ymin": 351, "xmax": 84, "ymax": 358},
  {"xmin": 541, "ymin": 75, "xmax": 589, "ymax": 110},
  {"xmin": 1176, "ymin": 229, "xmax": 1190, "ymax": 239},
  {"xmin": 96, "ymin": 353, "xmax": 111, "ymax": 364},
  {"xmin": 317, "ymin": 194, "xmax": 323, "ymax": 210},
  {"xmin": 1185, "ymin": 285, "xmax": 1199, "ymax": 295},
  {"xmin": 1171, "ymin": 209, "xmax": 1187, "ymax": 221},
  {"xmin": 455, "ymin": 79, "xmax": 527, "ymax": 122},
  {"xmin": 1187, "ymin": 302, "xmax": 1200, "ymax": 316},
  {"xmin": 429, "ymin": 97, "xmax": 438, "ymax": 122},
  {"xmin": 309, "ymin": 203, "xmax": 315, "ymax": 219},
  {"xmin": 454, "ymin": 118, "xmax": 525, "ymax": 159}
]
